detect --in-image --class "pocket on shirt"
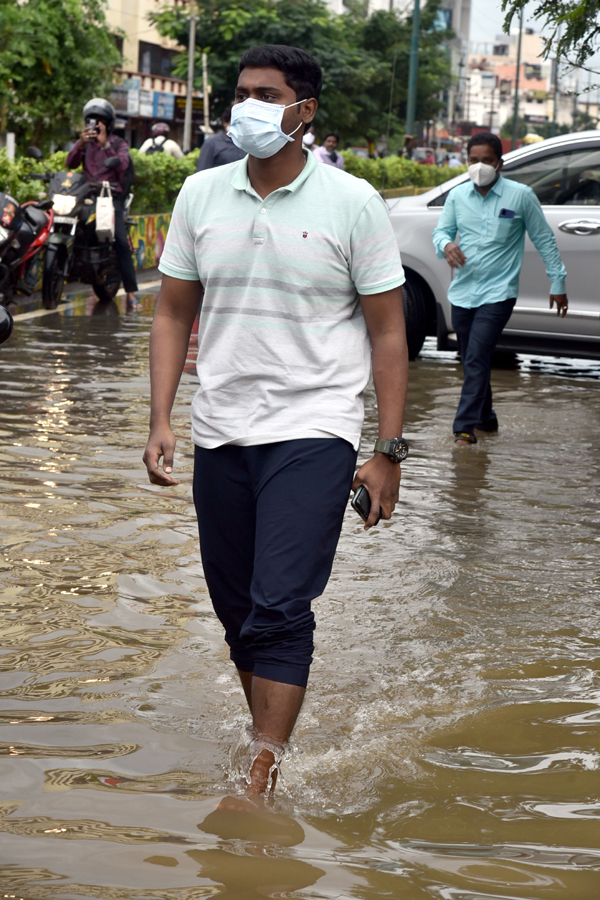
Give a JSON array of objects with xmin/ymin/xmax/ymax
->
[{"xmin": 491, "ymin": 216, "xmax": 521, "ymax": 242}]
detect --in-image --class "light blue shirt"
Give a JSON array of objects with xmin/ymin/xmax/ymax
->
[{"xmin": 432, "ymin": 175, "xmax": 567, "ymax": 308}]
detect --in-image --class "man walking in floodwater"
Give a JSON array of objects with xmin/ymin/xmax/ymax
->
[
  {"xmin": 432, "ymin": 132, "xmax": 568, "ymax": 446},
  {"xmin": 143, "ymin": 44, "xmax": 409, "ymax": 794}
]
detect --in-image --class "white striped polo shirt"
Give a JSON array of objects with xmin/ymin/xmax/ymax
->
[{"xmin": 158, "ymin": 149, "xmax": 405, "ymax": 450}]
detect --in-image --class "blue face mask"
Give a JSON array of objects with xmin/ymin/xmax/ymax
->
[{"xmin": 229, "ymin": 98, "xmax": 308, "ymax": 159}]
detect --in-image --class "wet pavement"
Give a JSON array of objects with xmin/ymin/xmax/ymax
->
[{"xmin": 1, "ymin": 287, "xmax": 600, "ymax": 899}]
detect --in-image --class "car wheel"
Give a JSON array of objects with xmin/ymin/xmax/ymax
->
[{"xmin": 402, "ymin": 273, "xmax": 427, "ymax": 360}]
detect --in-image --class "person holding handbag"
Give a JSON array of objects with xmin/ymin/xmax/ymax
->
[{"xmin": 67, "ymin": 98, "xmax": 138, "ymax": 306}]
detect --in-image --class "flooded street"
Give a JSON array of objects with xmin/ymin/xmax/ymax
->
[{"xmin": 1, "ymin": 290, "xmax": 600, "ymax": 899}]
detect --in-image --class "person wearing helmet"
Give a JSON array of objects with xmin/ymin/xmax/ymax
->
[
  {"xmin": 139, "ymin": 123, "xmax": 184, "ymax": 158},
  {"xmin": 66, "ymin": 98, "xmax": 138, "ymax": 306}
]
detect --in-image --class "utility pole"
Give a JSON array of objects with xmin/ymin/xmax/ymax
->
[
  {"xmin": 202, "ymin": 51, "xmax": 210, "ymax": 135},
  {"xmin": 183, "ymin": 3, "xmax": 197, "ymax": 154},
  {"xmin": 511, "ymin": 8, "xmax": 523, "ymax": 151},
  {"xmin": 405, "ymin": 0, "xmax": 420, "ymax": 138},
  {"xmin": 550, "ymin": 24, "xmax": 561, "ymax": 138}
]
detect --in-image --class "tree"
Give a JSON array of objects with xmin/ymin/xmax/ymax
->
[
  {"xmin": 150, "ymin": 0, "xmax": 453, "ymax": 144},
  {"xmin": 0, "ymin": 0, "xmax": 122, "ymax": 151},
  {"xmin": 502, "ymin": 0, "xmax": 600, "ymax": 66}
]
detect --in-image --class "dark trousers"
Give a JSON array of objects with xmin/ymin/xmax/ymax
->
[
  {"xmin": 193, "ymin": 438, "xmax": 357, "ymax": 688},
  {"xmin": 451, "ymin": 298, "xmax": 516, "ymax": 434},
  {"xmin": 113, "ymin": 196, "xmax": 138, "ymax": 293}
]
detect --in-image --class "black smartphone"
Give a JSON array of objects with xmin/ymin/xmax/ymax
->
[
  {"xmin": 351, "ymin": 485, "xmax": 381, "ymax": 525},
  {"xmin": 85, "ymin": 116, "xmax": 100, "ymax": 136}
]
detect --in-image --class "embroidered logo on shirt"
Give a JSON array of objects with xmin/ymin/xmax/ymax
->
[{"xmin": 302, "ymin": 231, "xmax": 308, "ymax": 239}]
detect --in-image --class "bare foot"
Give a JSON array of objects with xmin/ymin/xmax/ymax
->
[
  {"xmin": 248, "ymin": 747, "xmax": 277, "ymax": 795},
  {"xmin": 454, "ymin": 439, "xmax": 473, "ymax": 446}
]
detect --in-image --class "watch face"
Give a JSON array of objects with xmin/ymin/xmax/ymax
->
[{"xmin": 391, "ymin": 438, "xmax": 409, "ymax": 462}]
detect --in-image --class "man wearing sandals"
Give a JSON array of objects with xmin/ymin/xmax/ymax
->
[
  {"xmin": 432, "ymin": 132, "xmax": 568, "ymax": 446},
  {"xmin": 142, "ymin": 45, "xmax": 409, "ymax": 794}
]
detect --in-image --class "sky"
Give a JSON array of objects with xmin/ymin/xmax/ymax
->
[{"xmin": 469, "ymin": 0, "xmax": 600, "ymax": 104}]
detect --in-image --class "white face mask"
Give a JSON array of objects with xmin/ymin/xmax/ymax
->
[
  {"xmin": 303, "ymin": 132, "xmax": 315, "ymax": 146},
  {"xmin": 229, "ymin": 98, "xmax": 308, "ymax": 159},
  {"xmin": 468, "ymin": 161, "xmax": 500, "ymax": 187}
]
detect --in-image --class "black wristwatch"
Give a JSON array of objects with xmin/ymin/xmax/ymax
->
[{"xmin": 374, "ymin": 437, "xmax": 409, "ymax": 463}]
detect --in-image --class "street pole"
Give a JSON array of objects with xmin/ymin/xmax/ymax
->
[
  {"xmin": 405, "ymin": 0, "xmax": 420, "ymax": 138},
  {"xmin": 551, "ymin": 25, "xmax": 561, "ymax": 138},
  {"xmin": 202, "ymin": 52, "xmax": 210, "ymax": 135},
  {"xmin": 183, "ymin": 5, "xmax": 196, "ymax": 154},
  {"xmin": 511, "ymin": 8, "xmax": 523, "ymax": 150}
]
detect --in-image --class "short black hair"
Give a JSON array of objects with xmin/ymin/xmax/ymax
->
[
  {"xmin": 238, "ymin": 44, "xmax": 323, "ymax": 102},
  {"xmin": 222, "ymin": 106, "xmax": 232, "ymax": 123},
  {"xmin": 467, "ymin": 132, "xmax": 502, "ymax": 161},
  {"xmin": 324, "ymin": 132, "xmax": 339, "ymax": 142}
]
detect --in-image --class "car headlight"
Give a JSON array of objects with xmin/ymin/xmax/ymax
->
[{"xmin": 52, "ymin": 194, "xmax": 77, "ymax": 215}]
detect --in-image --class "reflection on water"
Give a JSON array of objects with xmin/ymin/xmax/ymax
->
[{"xmin": 1, "ymin": 310, "xmax": 600, "ymax": 897}]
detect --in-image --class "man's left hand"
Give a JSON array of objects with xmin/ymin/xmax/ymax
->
[
  {"xmin": 550, "ymin": 294, "xmax": 568, "ymax": 317},
  {"xmin": 352, "ymin": 454, "xmax": 401, "ymax": 530}
]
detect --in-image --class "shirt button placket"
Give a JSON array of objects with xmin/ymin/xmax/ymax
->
[{"xmin": 253, "ymin": 204, "xmax": 268, "ymax": 245}]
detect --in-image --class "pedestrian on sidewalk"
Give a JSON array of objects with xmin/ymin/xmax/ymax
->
[
  {"xmin": 143, "ymin": 43, "xmax": 409, "ymax": 795},
  {"xmin": 313, "ymin": 132, "xmax": 344, "ymax": 169},
  {"xmin": 196, "ymin": 107, "xmax": 246, "ymax": 171},
  {"xmin": 139, "ymin": 123, "xmax": 184, "ymax": 158},
  {"xmin": 432, "ymin": 131, "xmax": 568, "ymax": 446}
]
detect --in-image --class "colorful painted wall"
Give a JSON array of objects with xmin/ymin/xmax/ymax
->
[{"xmin": 128, "ymin": 214, "xmax": 171, "ymax": 270}]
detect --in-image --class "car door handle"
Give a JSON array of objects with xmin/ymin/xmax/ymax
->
[{"xmin": 558, "ymin": 219, "xmax": 600, "ymax": 235}]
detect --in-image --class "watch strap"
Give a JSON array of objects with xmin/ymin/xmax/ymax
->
[{"xmin": 374, "ymin": 439, "xmax": 393, "ymax": 455}]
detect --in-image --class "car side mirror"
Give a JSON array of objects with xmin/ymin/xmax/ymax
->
[{"xmin": 26, "ymin": 146, "xmax": 43, "ymax": 160}]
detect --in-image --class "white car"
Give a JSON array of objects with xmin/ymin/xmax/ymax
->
[{"xmin": 388, "ymin": 131, "xmax": 600, "ymax": 359}]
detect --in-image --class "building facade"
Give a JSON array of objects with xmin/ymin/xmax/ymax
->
[{"xmin": 104, "ymin": 0, "xmax": 202, "ymax": 149}]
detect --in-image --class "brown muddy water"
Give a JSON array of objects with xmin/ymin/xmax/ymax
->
[{"xmin": 1, "ymin": 290, "xmax": 600, "ymax": 899}]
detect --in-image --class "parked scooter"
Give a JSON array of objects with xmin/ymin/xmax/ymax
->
[
  {"xmin": 0, "ymin": 165, "xmax": 54, "ymax": 310},
  {"xmin": 0, "ymin": 305, "xmax": 13, "ymax": 345},
  {"xmin": 35, "ymin": 150, "xmax": 134, "ymax": 308}
]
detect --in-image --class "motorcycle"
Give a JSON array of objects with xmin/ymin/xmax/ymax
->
[
  {"xmin": 0, "ymin": 172, "xmax": 54, "ymax": 310},
  {"xmin": 36, "ymin": 151, "xmax": 134, "ymax": 308}
]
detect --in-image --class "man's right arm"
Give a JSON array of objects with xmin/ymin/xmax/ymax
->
[
  {"xmin": 432, "ymin": 193, "xmax": 465, "ymax": 267},
  {"xmin": 142, "ymin": 275, "xmax": 204, "ymax": 485}
]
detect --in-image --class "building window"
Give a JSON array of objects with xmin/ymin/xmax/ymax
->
[
  {"xmin": 113, "ymin": 34, "xmax": 124, "ymax": 62},
  {"xmin": 138, "ymin": 41, "xmax": 177, "ymax": 77}
]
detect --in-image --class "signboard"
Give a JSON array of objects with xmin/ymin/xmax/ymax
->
[
  {"xmin": 122, "ymin": 76, "xmax": 141, "ymax": 115},
  {"xmin": 139, "ymin": 89, "xmax": 154, "ymax": 118},
  {"xmin": 174, "ymin": 95, "xmax": 204, "ymax": 124},
  {"xmin": 153, "ymin": 92, "xmax": 175, "ymax": 120},
  {"xmin": 110, "ymin": 85, "xmax": 129, "ymax": 115},
  {"xmin": 525, "ymin": 114, "xmax": 548, "ymax": 124}
]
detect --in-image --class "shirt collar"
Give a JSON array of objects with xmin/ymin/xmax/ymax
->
[{"xmin": 230, "ymin": 149, "xmax": 316, "ymax": 196}]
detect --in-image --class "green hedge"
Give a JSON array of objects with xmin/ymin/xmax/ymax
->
[
  {"xmin": 0, "ymin": 147, "xmax": 463, "ymax": 214},
  {"xmin": 0, "ymin": 148, "xmax": 199, "ymax": 215},
  {"xmin": 341, "ymin": 151, "xmax": 466, "ymax": 190}
]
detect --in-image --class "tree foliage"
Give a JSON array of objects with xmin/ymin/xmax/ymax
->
[
  {"xmin": 150, "ymin": 0, "xmax": 454, "ymax": 143},
  {"xmin": 502, "ymin": 0, "xmax": 600, "ymax": 66},
  {"xmin": 0, "ymin": 0, "xmax": 122, "ymax": 150}
]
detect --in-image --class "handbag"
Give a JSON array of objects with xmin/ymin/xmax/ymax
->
[{"xmin": 96, "ymin": 181, "xmax": 115, "ymax": 243}]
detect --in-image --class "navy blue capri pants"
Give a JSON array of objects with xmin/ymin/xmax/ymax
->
[{"xmin": 193, "ymin": 438, "xmax": 357, "ymax": 688}]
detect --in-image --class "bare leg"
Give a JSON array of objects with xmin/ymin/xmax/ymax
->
[
  {"xmin": 248, "ymin": 676, "xmax": 305, "ymax": 795},
  {"xmin": 237, "ymin": 668, "xmax": 253, "ymax": 712}
]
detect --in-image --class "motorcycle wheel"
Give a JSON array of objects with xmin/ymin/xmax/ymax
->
[
  {"xmin": 91, "ymin": 265, "xmax": 121, "ymax": 304},
  {"xmin": 42, "ymin": 249, "xmax": 65, "ymax": 310}
]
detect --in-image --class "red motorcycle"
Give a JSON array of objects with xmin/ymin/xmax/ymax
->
[{"xmin": 0, "ymin": 183, "xmax": 54, "ymax": 310}]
